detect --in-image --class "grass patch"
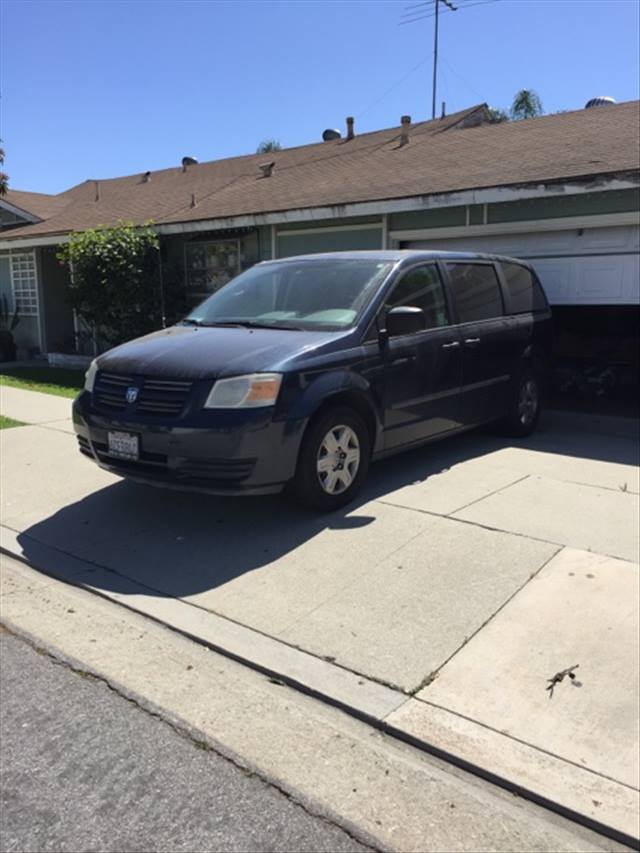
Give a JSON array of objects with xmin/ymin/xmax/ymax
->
[
  {"xmin": 0, "ymin": 366, "xmax": 85, "ymax": 399},
  {"xmin": 0, "ymin": 415, "xmax": 26, "ymax": 429}
]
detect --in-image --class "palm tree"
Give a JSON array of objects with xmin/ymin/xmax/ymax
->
[
  {"xmin": 256, "ymin": 139, "xmax": 282, "ymax": 154},
  {"xmin": 0, "ymin": 141, "xmax": 8, "ymax": 196},
  {"xmin": 511, "ymin": 90, "xmax": 544, "ymax": 121}
]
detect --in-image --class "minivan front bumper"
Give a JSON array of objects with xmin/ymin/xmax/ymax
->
[{"xmin": 72, "ymin": 392, "xmax": 306, "ymax": 495}]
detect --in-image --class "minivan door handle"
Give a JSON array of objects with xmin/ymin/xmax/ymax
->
[
  {"xmin": 390, "ymin": 354, "xmax": 416, "ymax": 367},
  {"xmin": 464, "ymin": 337, "xmax": 481, "ymax": 347},
  {"xmin": 441, "ymin": 341, "xmax": 460, "ymax": 349}
]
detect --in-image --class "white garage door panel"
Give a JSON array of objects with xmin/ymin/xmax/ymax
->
[
  {"xmin": 533, "ymin": 260, "xmax": 574, "ymax": 304},
  {"xmin": 405, "ymin": 225, "xmax": 640, "ymax": 305}
]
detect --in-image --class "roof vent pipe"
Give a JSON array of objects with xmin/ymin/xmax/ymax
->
[
  {"xmin": 259, "ymin": 161, "xmax": 275, "ymax": 178},
  {"xmin": 190, "ymin": 193, "xmax": 197, "ymax": 208},
  {"xmin": 400, "ymin": 115, "xmax": 411, "ymax": 146},
  {"xmin": 346, "ymin": 116, "xmax": 355, "ymax": 140},
  {"xmin": 441, "ymin": 101, "xmax": 446, "ymax": 119},
  {"xmin": 94, "ymin": 180, "xmax": 100, "ymax": 202}
]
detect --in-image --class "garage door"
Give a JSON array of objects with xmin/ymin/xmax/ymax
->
[{"xmin": 403, "ymin": 225, "xmax": 640, "ymax": 306}]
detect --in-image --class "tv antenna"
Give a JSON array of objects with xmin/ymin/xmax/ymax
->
[{"xmin": 400, "ymin": 0, "xmax": 498, "ymax": 119}]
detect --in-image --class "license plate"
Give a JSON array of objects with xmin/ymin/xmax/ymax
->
[{"xmin": 107, "ymin": 431, "xmax": 139, "ymax": 461}]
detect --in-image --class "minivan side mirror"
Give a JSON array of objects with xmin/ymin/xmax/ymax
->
[{"xmin": 385, "ymin": 306, "xmax": 426, "ymax": 338}]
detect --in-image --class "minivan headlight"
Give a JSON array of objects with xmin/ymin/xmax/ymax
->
[
  {"xmin": 204, "ymin": 373, "xmax": 282, "ymax": 409},
  {"xmin": 84, "ymin": 359, "xmax": 98, "ymax": 393}
]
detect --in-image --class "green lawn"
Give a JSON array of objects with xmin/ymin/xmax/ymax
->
[
  {"xmin": 0, "ymin": 366, "xmax": 85, "ymax": 399},
  {"xmin": 0, "ymin": 414, "xmax": 26, "ymax": 430}
]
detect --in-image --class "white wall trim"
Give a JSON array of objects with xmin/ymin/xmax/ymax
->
[
  {"xmin": 390, "ymin": 211, "xmax": 640, "ymax": 242},
  {"xmin": 277, "ymin": 222, "xmax": 383, "ymax": 237},
  {"xmin": 0, "ymin": 234, "xmax": 70, "ymax": 250},
  {"xmin": 34, "ymin": 248, "xmax": 45, "ymax": 354}
]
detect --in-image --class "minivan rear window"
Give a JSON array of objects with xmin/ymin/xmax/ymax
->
[
  {"xmin": 447, "ymin": 263, "xmax": 503, "ymax": 323},
  {"xmin": 501, "ymin": 263, "xmax": 548, "ymax": 313}
]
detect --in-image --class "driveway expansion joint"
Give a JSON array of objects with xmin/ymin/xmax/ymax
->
[{"xmin": 409, "ymin": 693, "xmax": 639, "ymax": 793}]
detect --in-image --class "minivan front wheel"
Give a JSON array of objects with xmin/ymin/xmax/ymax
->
[
  {"xmin": 291, "ymin": 407, "xmax": 371, "ymax": 511},
  {"xmin": 503, "ymin": 370, "xmax": 541, "ymax": 437}
]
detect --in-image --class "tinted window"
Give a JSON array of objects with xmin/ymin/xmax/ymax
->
[
  {"xmin": 502, "ymin": 262, "xmax": 547, "ymax": 313},
  {"xmin": 386, "ymin": 265, "xmax": 449, "ymax": 329},
  {"xmin": 447, "ymin": 263, "xmax": 503, "ymax": 322}
]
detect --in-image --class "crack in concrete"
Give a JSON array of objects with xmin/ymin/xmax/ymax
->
[{"xmin": 406, "ymin": 544, "xmax": 563, "ymax": 695}]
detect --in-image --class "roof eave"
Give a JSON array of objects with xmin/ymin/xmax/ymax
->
[{"xmin": 1, "ymin": 169, "xmax": 638, "ymax": 250}]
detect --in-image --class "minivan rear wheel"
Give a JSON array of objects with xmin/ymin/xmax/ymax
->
[
  {"xmin": 290, "ymin": 407, "xmax": 371, "ymax": 511},
  {"xmin": 502, "ymin": 369, "xmax": 541, "ymax": 437}
]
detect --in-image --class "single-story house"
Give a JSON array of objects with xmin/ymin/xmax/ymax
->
[{"xmin": 1, "ymin": 100, "xmax": 639, "ymax": 392}]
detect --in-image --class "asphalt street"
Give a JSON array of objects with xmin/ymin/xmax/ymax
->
[{"xmin": 0, "ymin": 628, "xmax": 371, "ymax": 853}]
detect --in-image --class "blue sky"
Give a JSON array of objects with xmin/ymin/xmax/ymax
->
[{"xmin": 2, "ymin": 0, "xmax": 639, "ymax": 194}]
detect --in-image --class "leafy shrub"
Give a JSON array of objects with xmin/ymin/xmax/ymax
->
[{"xmin": 57, "ymin": 221, "xmax": 185, "ymax": 348}]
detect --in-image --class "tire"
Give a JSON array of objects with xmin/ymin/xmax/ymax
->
[
  {"xmin": 501, "ymin": 369, "xmax": 542, "ymax": 437},
  {"xmin": 289, "ymin": 407, "xmax": 371, "ymax": 511}
]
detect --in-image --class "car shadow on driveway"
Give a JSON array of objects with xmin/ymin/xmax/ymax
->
[{"xmin": 16, "ymin": 412, "xmax": 639, "ymax": 602}]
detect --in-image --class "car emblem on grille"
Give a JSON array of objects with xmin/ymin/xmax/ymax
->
[{"xmin": 126, "ymin": 386, "xmax": 139, "ymax": 404}]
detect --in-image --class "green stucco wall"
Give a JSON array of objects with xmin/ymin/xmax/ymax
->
[
  {"xmin": 487, "ymin": 188, "xmax": 639, "ymax": 224},
  {"xmin": 277, "ymin": 227, "xmax": 382, "ymax": 258},
  {"xmin": 38, "ymin": 246, "xmax": 76, "ymax": 352},
  {"xmin": 389, "ymin": 207, "xmax": 466, "ymax": 231}
]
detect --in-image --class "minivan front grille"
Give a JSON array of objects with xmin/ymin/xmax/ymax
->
[{"xmin": 94, "ymin": 372, "xmax": 193, "ymax": 417}]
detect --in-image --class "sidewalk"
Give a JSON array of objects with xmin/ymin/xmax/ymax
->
[
  {"xmin": 1, "ymin": 384, "xmax": 638, "ymax": 844},
  {"xmin": 0, "ymin": 385, "xmax": 74, "ymax": 431}
]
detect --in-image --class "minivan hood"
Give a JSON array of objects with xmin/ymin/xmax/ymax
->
[{"xmin": 97, "ymin": 324, "xmax": 353, "ymax": 379}]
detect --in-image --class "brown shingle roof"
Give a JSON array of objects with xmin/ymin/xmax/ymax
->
[
  {"xmin": 2, "ymin": 189, "xmax": 70, "ymax": 221},
  {"xmin": 3, "ymin": 101, "xmax": 639, "ymax": 242}
]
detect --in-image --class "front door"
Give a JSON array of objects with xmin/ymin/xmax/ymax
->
[{"xmin": 381, "ymin": 263, "xmax": 463, "ymax": 450}]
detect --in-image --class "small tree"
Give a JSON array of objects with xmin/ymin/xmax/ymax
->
[
  {"xmin": 57, "ymin": 221, "xmax": 185, "ymax": 349},
  {"xmin": 0, "ymin": 141, "xmax": 8, "ymax": 195},
  {"xmin": 487, "ymin": 107, "xmax": 509, "ymax": 124},
  {"xmin": 256, "ymin": 139, "xmax": 282, "ymax": 153},
  {"xmin": 511, "ymin": 90, "xmax": 544, "ymax": 121}
]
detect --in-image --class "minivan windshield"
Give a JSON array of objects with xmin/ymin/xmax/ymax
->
[{"xmin": 183, "ymin": 258, "xmax": 394, "ymax": 331}]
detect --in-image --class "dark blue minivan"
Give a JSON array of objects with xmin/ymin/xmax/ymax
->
[{"xmin": 73, "ymin": 251, "xmax": 552, "ymax": 510}]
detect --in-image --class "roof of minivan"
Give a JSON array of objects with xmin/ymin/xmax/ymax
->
[{"xmin": 260, "ymin": 249, "xmax": 528, "ymax": 264}]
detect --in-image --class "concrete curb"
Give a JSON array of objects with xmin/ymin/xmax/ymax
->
[{"xmin": 2, "ymin": 526, "xmax": 638, "ymax": 849}]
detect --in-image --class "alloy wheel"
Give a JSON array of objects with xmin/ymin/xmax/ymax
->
[{"xmin": 316, "ymin": 425, "xmax": 361, "ymax": 495}]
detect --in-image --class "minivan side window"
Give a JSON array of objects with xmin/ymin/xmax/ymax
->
[
  {"xmin": 501, "ymin": 262, "xmax": 547, "ymax": 313},
  {"xmin": 447, "ymin": 263, "xmax": 503, "ymax": 323},
  {"xmin": 385, "ymin": 264, "xmax": 449, "ymax": 329}
]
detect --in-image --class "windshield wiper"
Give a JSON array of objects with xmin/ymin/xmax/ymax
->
[
  {"xmin": 214, "ymin": 320, "xmax": 304, "ymax": 331},
  {"xmin": 181, "ymin": 319, "xmax": 244, "ymax": 328}
]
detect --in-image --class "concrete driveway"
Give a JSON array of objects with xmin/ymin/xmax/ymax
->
[{"xmin": 1, "ymin": 386, "xmax": 639, "ymax": 842}]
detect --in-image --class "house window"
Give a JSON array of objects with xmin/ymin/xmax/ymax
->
[
  {"xmin": 185, "ymin": 240, "xmax": 241, "ymax": 304},
  {"xmin": 10, "ymin": 251, "xmax": 39, "ymax": 317}
]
